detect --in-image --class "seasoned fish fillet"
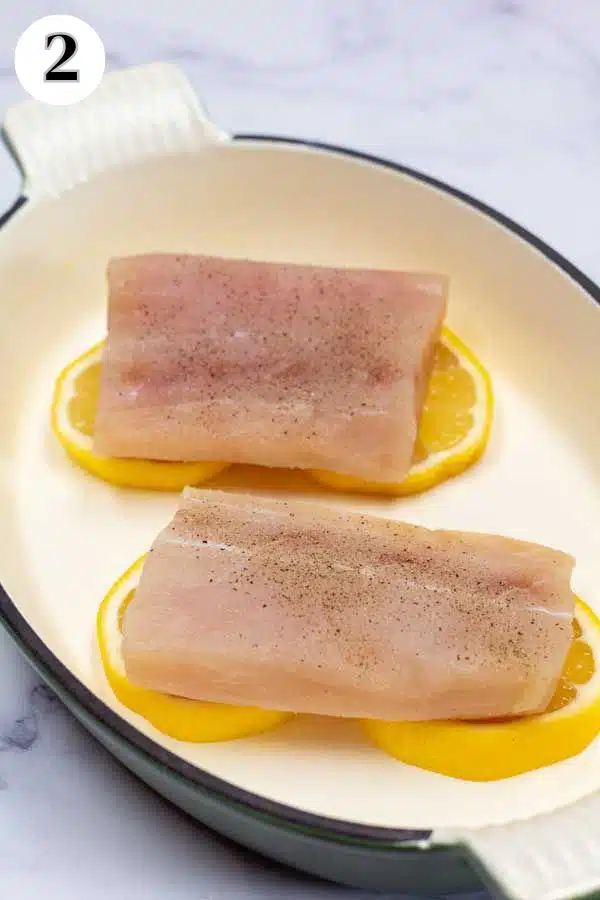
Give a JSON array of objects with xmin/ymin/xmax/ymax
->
[
  {"xmin": 122, "ymin": 489, "xmax": 575, "ymax": 721},
  {"xmin": 94, "ymin": 254, "xmax": 447, "ymax": 482}
]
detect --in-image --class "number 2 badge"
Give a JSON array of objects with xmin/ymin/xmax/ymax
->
[{"xmin": 15, "ymin": 15, "xmax": 105, "ymax": 106}]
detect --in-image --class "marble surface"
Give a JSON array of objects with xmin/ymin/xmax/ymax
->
[{"xmin": 1, "ymin": 1, "xmax": 600, "ymax": 898}]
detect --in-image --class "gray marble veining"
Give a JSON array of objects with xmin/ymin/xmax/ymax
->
[{"xmin": 1, "ymin": 1, "xmax": 599, "ymax": 898}]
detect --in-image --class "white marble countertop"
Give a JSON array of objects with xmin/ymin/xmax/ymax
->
[{"xmin": 1, "ymin": 2, "xmax": 600, "ymax": 898}]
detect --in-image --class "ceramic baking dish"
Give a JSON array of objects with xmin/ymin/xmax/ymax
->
[{"xmin": 1, "ymin": 62, "xmax": 600, "ymax": 900}]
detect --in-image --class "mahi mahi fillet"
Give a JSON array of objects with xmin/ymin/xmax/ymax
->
[
  {"xmin": 94, "ymin": 254, "xmax": 447, "ymax": 482},
  {"xmin": 121, "ymin": 489, "xmax": 575, "ymax": 721}
]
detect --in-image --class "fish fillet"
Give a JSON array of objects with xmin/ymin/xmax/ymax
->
[
  {"xmin": 94, "ymin": 254, "xmax": 447, "ymax": 482},
  {"xmin": 121, "ymin": 489, "xmax": 575, "ymax": 721}
]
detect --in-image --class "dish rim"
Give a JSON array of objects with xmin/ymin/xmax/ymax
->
[{"xmin": 1, "ymin": 132, "xmax": 599, "ymax": 849}]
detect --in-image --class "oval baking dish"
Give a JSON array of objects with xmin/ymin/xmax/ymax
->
[{"xmin": 2, "ymin": 62, "xmax": 600, "ymax": 900}]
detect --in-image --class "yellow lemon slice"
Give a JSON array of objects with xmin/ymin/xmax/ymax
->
[
  {"xmin": 51, "ymin": 342, "xmax": 229, "ymax": 491},
  {"xmin": 311, "ymin": 328, "xmax": 493, "ymax": 496},
  {"xmin": 363, "ymin": 598, "xmax": 600, "ymax": 781},
  {"xmin": 97, "ymin": 555, "xmax": 293, "ymax": 742}
]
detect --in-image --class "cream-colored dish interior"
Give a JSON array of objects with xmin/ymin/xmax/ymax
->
[{"xmin": 2, "ymin": 140, "xmax": 600, "ymax": 831}]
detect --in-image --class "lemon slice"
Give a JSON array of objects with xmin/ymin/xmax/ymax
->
[
  {"xmin": 51, "ymin": 342, "xmax": 229, "ymax": 490},
  {"xmin": 362, "ymin": 598, "xmax": 600, "ymax": 781},
  {"xmin": 311, "ymin": 328, "xmax": 493, "ymax": 496},
  {"xmin": 97, "ymin": 555, "xmax": 293, "ymax": 742}
]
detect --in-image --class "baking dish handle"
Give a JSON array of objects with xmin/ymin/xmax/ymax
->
[
  {"xmin": 2, "ymin": 61, "xmax": 228, "ymax": 200},
  {"xmin": 442, "ymin": 800, "xmax": 600, "ymax": 900}
]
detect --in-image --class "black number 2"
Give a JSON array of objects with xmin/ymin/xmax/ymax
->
[{"xmin": 44, "ymin": 33, "xmax": 79, "ymax": 82}]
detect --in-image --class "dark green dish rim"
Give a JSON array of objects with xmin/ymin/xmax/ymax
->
[{"xmin": 1, "ymin": 133, "xmax": 600, "ymax": 885}]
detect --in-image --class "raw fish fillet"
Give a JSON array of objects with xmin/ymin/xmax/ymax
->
[
  {"xmin": 122, "ymin": 489, "xmax": 575, "ymax": 721},
  {"xmin": 94, "ymin": 254, "xmax": 447, "ymax": 482}
]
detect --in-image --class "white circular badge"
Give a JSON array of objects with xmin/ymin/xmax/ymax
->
[{"xmin": 14, "ymin": 15, "xmax": 105, "ymax": 106}]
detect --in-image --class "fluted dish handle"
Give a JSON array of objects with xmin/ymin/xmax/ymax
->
[{"xmin": 2, "ymin": 61, "xmax": 228, "ymax": 199}]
